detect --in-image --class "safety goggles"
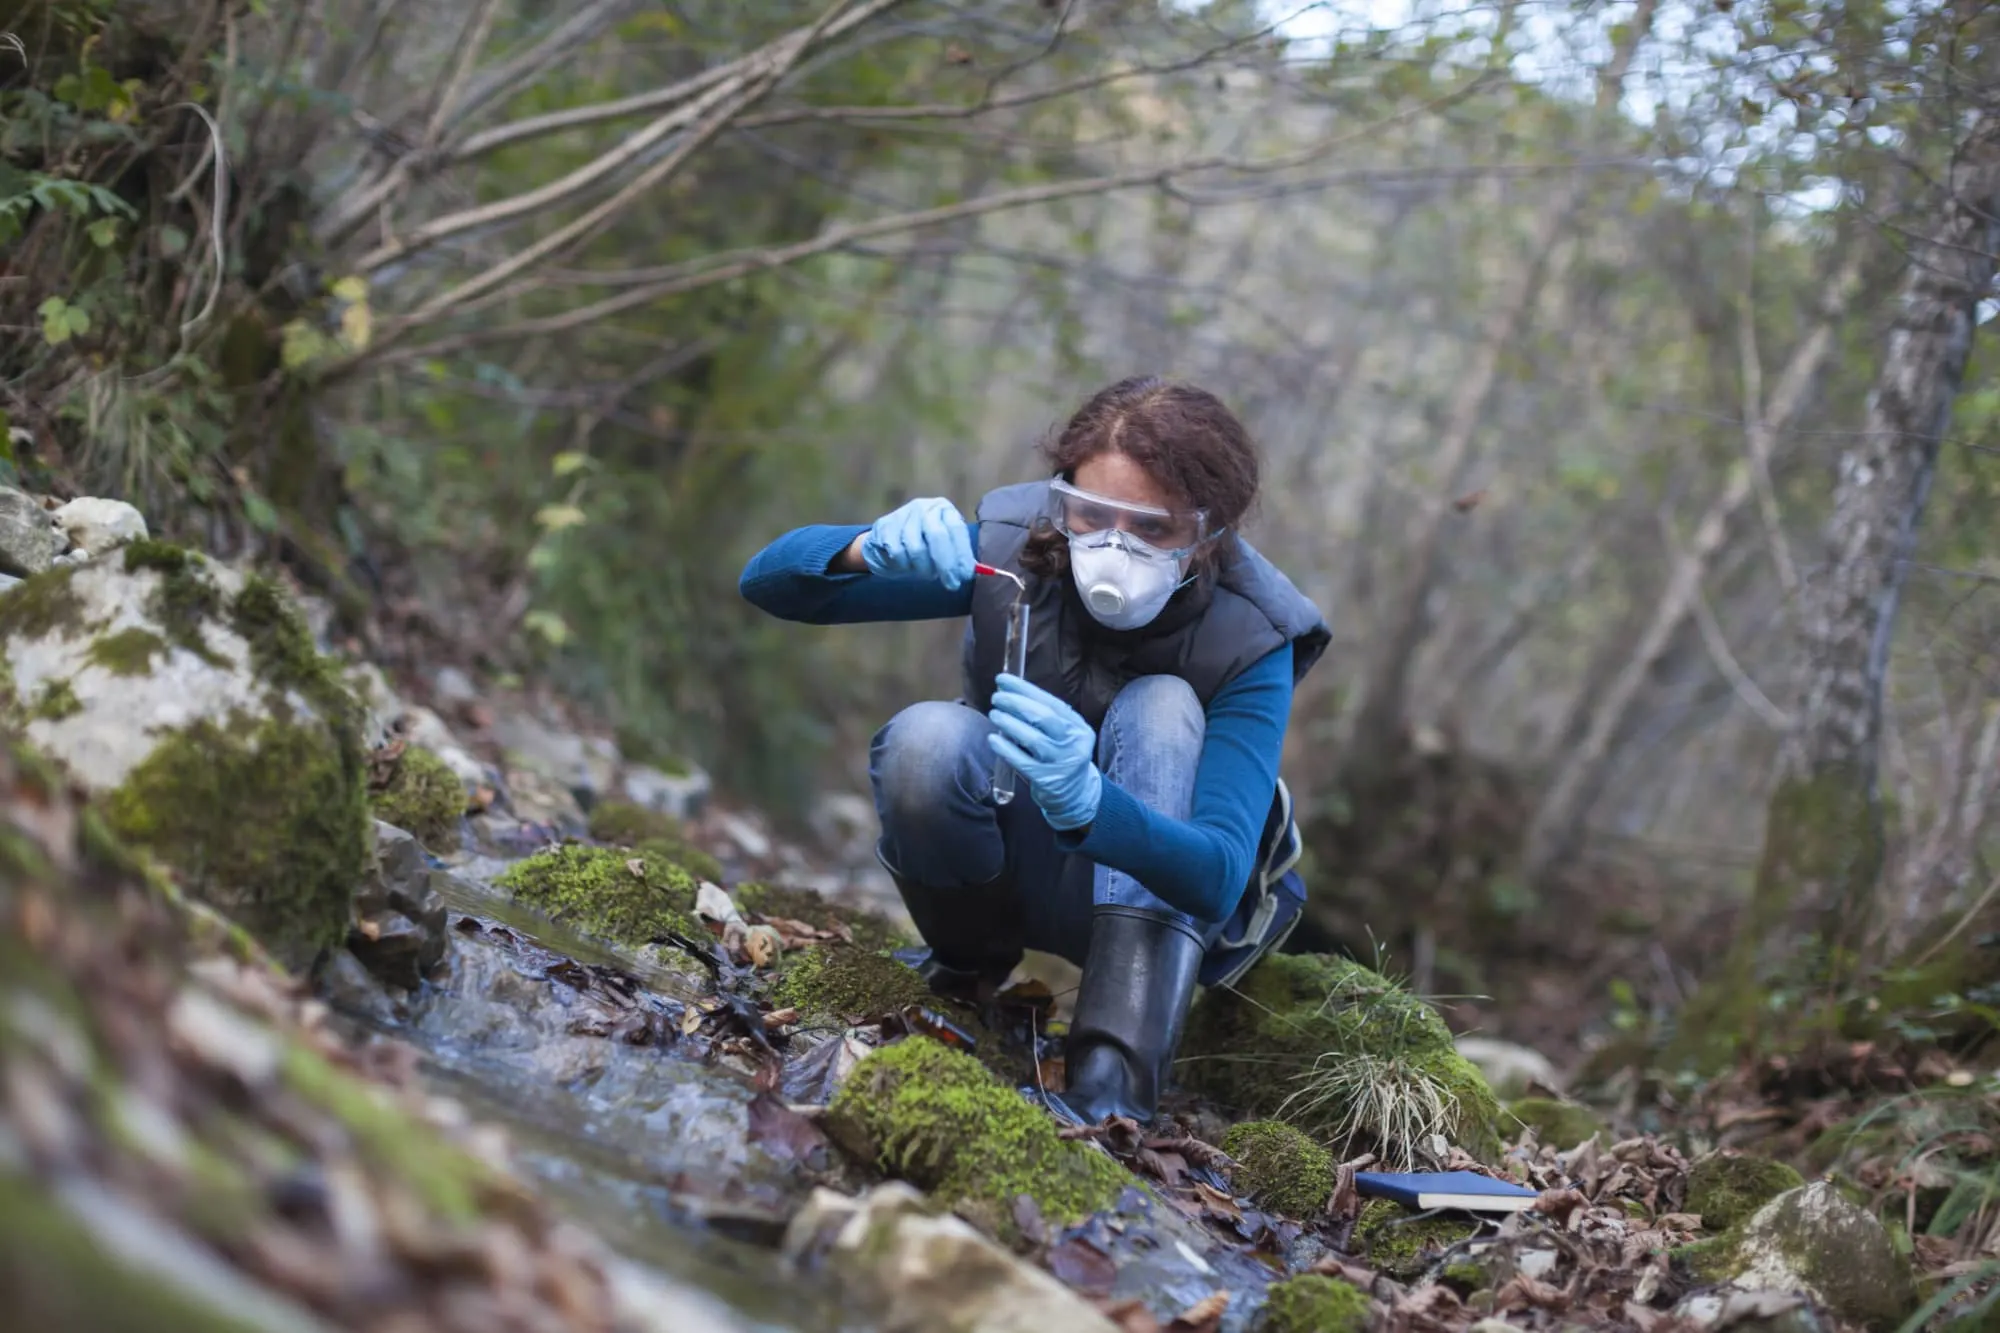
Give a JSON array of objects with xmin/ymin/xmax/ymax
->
[{"xmin": 1048, "ymin": 477, "xmax": 1214, "ymax": 560}]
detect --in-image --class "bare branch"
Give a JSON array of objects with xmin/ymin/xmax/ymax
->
[{"xmin": 424, "ymin": 0, "xmax": 506, "ymax": 147}]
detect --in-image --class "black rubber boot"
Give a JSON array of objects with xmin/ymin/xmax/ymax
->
[
  {"xmin": 880, "ymin": 848, "xmax": 1024, "ymax": 1006},
  {"xmin": 1049, "ymin": 906, "xmax": 1205, "ymax": 1126}
]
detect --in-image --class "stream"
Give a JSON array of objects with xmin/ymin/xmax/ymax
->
[{"xmin": 327, "ymin": 847, "xmax": 874, "ymax": 1332}]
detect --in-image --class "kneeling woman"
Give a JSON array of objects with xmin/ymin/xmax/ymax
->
[{"xmin": 739, "ymin": 377, "xmax": 1329, "ymax": 1126}]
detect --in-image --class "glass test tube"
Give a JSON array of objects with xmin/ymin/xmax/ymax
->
[{"xmin": 991, "ymin": 597, "xmax": 1031, "ymax": 805}]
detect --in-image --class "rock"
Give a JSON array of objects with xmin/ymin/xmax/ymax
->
[
  {"xmin": 51, "ymin": 497, "xmax": 147, "ymax": 558},
  {"xmin": 0, "ymin": 546, "xmax": 368, "ymax": 969},
  {"xmin": 825, "ymin": 1036, "xmax": 1127, "ymax": 1239},
  {"xmin": 370, "ymin": 746, "xmax": 468, "ymax": 851},
  {"xmin": 1687, "ymin": 1151, "xmax": 1807, "ymax": 1231},
  {"xmin": 622, "ymin": 760, "xmax": 711, "ymax": 822},
  {"xmin": 783, "ymin": 1182, "xmax": 1120, "ymax": 1333},
  {"xmin": 809, "ymin": 790, "xmax": 879, "ymax": 864},
  {"xmin": 1455, "ymin": 1036, "xmax": 1560, "ymax": 1099},
  {"xmin": 399, "ymin": 705, "xmax": 486, "ymax": 787},
  {"xmin": 1685, "ymin": 1182, "xmax": 1915, "ymax": 1331},
  {"xmin": 431, "ymin": 664, "xmax": 478, "ymax": 709},
  {"xmin": 1258, "ymin": 1273, "xmax": 1375, "ymax": 1333},
  {"xmin": 715, "ymin": 809, "xmax": 773, "ymax": 861},
  {"xmin": 344, "ymin": 661, "xmax": 404, "ymax": 749},
  {"xmin": 316, "ymin": 946, "xmax": 402, "ymax": 1023},
  {"xmin": 490, "ymin": 708, "xmax": 617, "ymax": 805},
  {"xmin": 348, "ymin": 823, "xmax": 450, "ymax": 989},
  {"xmin": 490, "ymin": 843, "xmax": 700, "ymax": 950},
  {"xmin": 1178, "ymin": 953, "xmax": 1503, "ymax": 1161},
  {"xmin": 1672, "ymin": 1288, "xmax": 1826, "ymax": 1333},
  {"xmin": 0, "ymin": 573, "xmax": 20, "ymax": 593},
  {"xmin": 1507, "ymin": 1096, "xmax": 1605, "ymax": 1149},
  {"xmin": 1221, "ymin": 1121, "xmax": 1335, "ymax": 1218},
  {"xmin": 1353, "ymin": 1197, "xmax": 1478, "ymax": 1281},
  {"xmin": 0, "ymin": 485, "xmax": 60, "ymax": 576}
]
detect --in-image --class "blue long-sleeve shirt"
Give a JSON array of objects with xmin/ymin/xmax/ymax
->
[{"xmin": 739, "ymin": 522, "xmax": 1294, "ymax": 924}]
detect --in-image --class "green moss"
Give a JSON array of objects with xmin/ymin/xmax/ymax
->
[
  {"xmin": 1354, "ymin": 1198, "xmax": 1479, "ymax": 1281},
  {"xmin": 370, "ymin": 745, "xmax": 465, "ymax": 849},
  {"xmin": 635, "ymin": 835, "xmax": 722, "ymax": 886},
  {"xmin": 0, "ymin": 564, "xmax": 87, "ymax": 642},
  {"xmin": 493, "ymin": 843, "xmax": 700, "ymax": 948},
  {"xmin": 1508, "ymin": 1096, "xmax": 1606, "ymax": 1150},
  {"xmin": 84, "ymin": 627, "xmax": 167, "ymax": 676},
  {"xmin": 772, "ymin": 946, "xmax": 936, "ymax": 1019},
  {"xmin": 99, "ymin": 712, "xmax": 368, "ymax": 972},
  {"xmin": 1686, "ymin": 1151, "xmax": 1806, "ymax": 1231},
  {"xmin": 736, "ymin": 880, "xmax": 909, "ymax": 952},
  {"xmin": 227, "ymin": 575, "xmax": 356, "ymax": 735},
  {"xmin": 1258, "ymin": 1274, "xmax": 1373, "ymax": 1333},
  {"xmin": 279, "ymin": 1041, "xmax": 492, "ymax": 1223},
  {"xmin": 1440, "ymin": 1259, "xmax": 1488, "ymax": 1291},
  {"xmin": 587, "ymin": 799, "xmax": 679, "ymax": 846},
  {"xmin": 122, "ymin": 541, "xmax": 224, "ymax": 665},
  {"xmin": 1222, "ymin": 1120, "xmax": 1336, "ymax": 1218},
  {"xmin": 29, "ymin": 676, "xmax": 79, "ymax": 721},
  {"xmin": 0, "ymin": 1172, "xmax": 274, "ymax": 1333},
  {"xmin": 826, "ymin": 1036, "xmax": 1127, "ymax": 1239},
  {"xmin": 1674, "ymin": 1232, "xmax": 1735, "ymax": 1281},
  {"xmin": 1179, "ymin": 952, "xmax": 1503, "ymax": 1160}
]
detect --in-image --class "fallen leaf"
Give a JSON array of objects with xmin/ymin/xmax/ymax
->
[
  {"xmin": 1453, "ymin": 487, "xmax": 1487, "ymax": 512},
  {"xmin": 1166, "ymin": 1291, "xmax": 1229, "ymax": 1333},
  {"xmin": 945, "ymin": 42, "xmax": 972, "ymax": 64},
  {"xmin": 1096, "ymin": 1297, "xmax": 1161, "ymax": 1333},
  {"xmin": 760, "ymin": 915, "xmax": 841, "ymax": 948},
  {"xmin": 743, "ymin": 924, "xmax": 782, "ymax": 969},
  {"xmin": 762, "ymin": 1007, "xmax": 799, "ymax": 1028},
  {"xmin": 1191, "ymin": 1180, "xmax": 1240, "ymax": 1222},
  {"xmin": 1534, "ymin": 1187, "xmax": 1589, "ymax": 1224},
  {"xmin": 1135, "ymin": 1147, "xmax": 1189, "ymax": 1190},
  {"xmin": 1494, "ymin": 1273, "xmax": 1569, "ymax": 1312},
  {"xmin": 746, "ymin": 1092, "xmax": 828, "ymax": 1163},
  {"xmin": 1047, "ymin": 1235, "xmax": 1116, "ymax": 1294},
  {"xmin": 625, "ymin": 858, "xmax": 646, "ymax": 878},
  {"xmin": 679, "ymin": 1007, "xmax": 703, "ymax": 1036}
]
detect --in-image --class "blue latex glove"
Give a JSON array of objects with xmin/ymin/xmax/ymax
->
[
  {"xmin": 860, "ymin": 496, "xmax": 976, "ymax": 590},
  {"xmin": 986, "ymin": 673, "xmax": 1103, "ymax": 831}
]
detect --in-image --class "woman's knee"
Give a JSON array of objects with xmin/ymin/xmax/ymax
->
[
  {"xmin": 871, "ymin": 700, "xmax": 991, "ymax": 814},
  {"xmin": 1099, "ymin": 675, "xmax": 1204, "ymax": 764}
]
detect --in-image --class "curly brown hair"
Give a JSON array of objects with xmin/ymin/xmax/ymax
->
[{"xmin": 1020, "ymin": 376, "xmax": 1260, "ymax": 581}]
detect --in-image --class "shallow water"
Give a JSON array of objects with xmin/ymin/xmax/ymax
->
[{"xmin": 334, "ymin": 860, "xmax": 871, "ymax": 1332}]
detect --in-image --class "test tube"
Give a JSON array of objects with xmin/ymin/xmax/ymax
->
[{"xmin": 991, "ymin": 598, "xmax": 1031, "ymax": 805}]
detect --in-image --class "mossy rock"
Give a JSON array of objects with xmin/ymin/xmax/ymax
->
[
  {"xmin": 1679, "ymin": 1181, "xmax": 1915, "ymax": 1331},
  {"xmin": 1354, "ymin": 1197, "xmax": 1479, "ymax": 1282},
  {"xmin": 584, "ymin": 798, "xmax": 724, "ymax": 881},
  {"xmin": 1687, "ymin": 1150, "xmax": 1806, "ymax": 1231},
  {"xmin": 369, "ymin": 744, "xmax": 466, "ymax": 850},
  {"xmin": 736, "ymin": 879, "xmax": 909, "ymax": 952},
  {"xmin": 0, "ymin": 550, "xmax": 368, "ymax": 971},
  {"xmin": 1179, "ymin": 952, "xmax": 1503, "ymax": 1161},
  {"xmin": 771, "ymin": 945, "xmax": 936, "ymax": 1019},
  {"xmin": 1222, "ymin": 1120, "xmax": 1336, "ymax": 1218},
  {"xmin": 826, "ymin": 1036, "xmax": 1127, "ymax": 1241},
  {"xmin": 492, "ymin": 843, "xmax": 700, "ymax": 948},
  {"xmin": 1508, "ymin": 1096, "xmax": 1606, "ymax": 1150},
  {"xmin": 1257, "ymin": 1273, "xmax": 1373, "ymax": 1333}
]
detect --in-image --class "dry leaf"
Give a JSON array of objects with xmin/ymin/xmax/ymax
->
[
  {"xmin": 625, "ymin": 858, "xmax": 646, "ymax": 878},
  {"xmin": 1167, "ymin": 1291, "xmax": 1229, "ymax": 1333},
  {"xmin": 762, "ymin": 1007, "xmax": 799, "ymax": 1028},
  {"xmin": 1096, "ymin": 1297, "xmax": 1161, "ymax": 1333},
  {"xmin": 743, "ymin": 924, "xmax": 782, "ymax": 969},
  {"xmin": 746, "ymin": 1092, "xmax": 828, "ymax": 1162},
  {"xmin": 1047, "ymin": 1235, "xmax": 1116, "ymax": 1294},
  {"xmin": 1191, "ymin": 1180, "xmax": 1240, "ymax": 1222},
  {"xmin": 679, "ymin": 1007, "xmax": 703, "ymax": 1037}
]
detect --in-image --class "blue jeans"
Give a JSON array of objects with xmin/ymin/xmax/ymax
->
[{"xmin": 870, "ymin": 675, "xmax": 1208, "ymax": 966}]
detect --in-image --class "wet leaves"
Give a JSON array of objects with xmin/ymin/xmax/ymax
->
[
  {"xmin": 745, "ymin": 1091, "xmax": 829, "ymax": 1166},
  {"xmin": 1047, "ymin": 1233, "xmax": 1117, "ymax": 1293}
]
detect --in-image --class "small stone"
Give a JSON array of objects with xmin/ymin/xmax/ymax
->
[
  {"xmin": 432, "ymin": 665, "xmax": 478, "ymax": 708},
  {"xmin": 622, "ymin": 762, "xmax": 711, "ymax": 822},
  {"xmin": 1688, "ymin": 1151, "xmax": 1806, "ymax": 1231},
  {"xmin": 51, "ymin": 497, "xmax": 147, "ymax": 557},
  {"xmin": 348, "ymin": 823, "xmax": 450, "ymax": 987},
  {"xmin": 0, "ymin": 485, "xmax": 59, "ymax": 576},
  {"xmin": 166, "ymin": 988, "xmax": 281, "ymax": 1087},
  {"xmin": 315, "ymin": 947, "xmax": 400, "ymax": 1023},
  {"xmin": 1698, "ymin": 1181, "xmax": 1915, "ymax": 1331}
]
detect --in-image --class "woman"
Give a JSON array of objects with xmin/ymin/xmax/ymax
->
[{"xmin": 739, "ymin": 376, "xmax": 1330, "ymax": 1126}]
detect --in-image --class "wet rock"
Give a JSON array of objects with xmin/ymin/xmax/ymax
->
[
  {"xmin": 502, "ymin": 765, "xmax": 587, "ymax": 834},
  {"xmin": 491, "ymin": 708, "xmax": 617, "ymax": 807},
  {"xmin": 344, "ymin": 661, "xmax": 405, "ymax": 749},
  {"xmin": 0, "ymin": 546, "xmax": 367, "ymax": 969},
  {"xmin": 400, "ymin": 705, "xmax": 487, "ymax": 787},
  {"xmin": 0, "ymin": 485, "xmax": 60, "ymax": 575},
  {"xmin": 51, "ymin": 496, "xmax": 147, "ymax": 559},
  {"xmin": 1684, "ymin": 1181, "xmax": 1915, "ymax": 1331},
  {"xmin": 1178, "ymin": 952, "xmax": 1502, "ymax": 1162},
  {"xmin": 348, "ymin": 822, "xmax": 450, "ymax": 989},
  {"xmin": 317, "ymin": 946, "xmax": 402, "ymax": 1023},
  {"xmin": 490, "ymin": 843, "xmax": 700, "ymax": 949},
  {"xmin": 1455, "ymin": 1036, "xmax": 1560, "ymax": 1099},
  {"xmin": 1687, "ymin": 1150, "xmax": 1806, "ymax": 1231},
  {"xmin": 1507, "ymin": 1096, "xmax": 1605, "ymax": 1149},
  {"xmin": 783, "ymin": 1182, "xmax": 1120, "ymax": 1333},
  {"xmin": 370, "ymin": 745, "xmax": 468, "ymax": 851},
  {"xmin": 623, "ymin": 760, "xmax": 711, "ymax": 822}
]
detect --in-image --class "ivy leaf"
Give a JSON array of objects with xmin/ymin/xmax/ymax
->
[
  {"xmin": 551, "ymin": 451, "xmax": 591, "ymax": 477},
  {"xmin": 241, "ymin": 491, "xmax": 279, "ymax": 533},
  {"xmin": 86, "ymin": 216, "xmax": 119, "ymax": 247},
  {"xmin": 522, "ymin": 609, "xmax": 572, "ymax": 647}
]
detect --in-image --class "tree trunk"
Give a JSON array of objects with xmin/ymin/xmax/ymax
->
[
  {"xmin": 1342, "ymin": 0, "xmax": 1659, "ymax": 784},
  {"xmin": 1520, "ymin": 247, "xmax": 1865, "ymax": 883},
  {"xmin": 1755, "ymin": 115, "xmax": 2000, "ymax": 967}
]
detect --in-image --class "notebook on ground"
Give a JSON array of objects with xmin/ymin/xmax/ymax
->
[{"xmin": 1353, "ymin": 1170, "xmax": 1540, "ymax": 1214}]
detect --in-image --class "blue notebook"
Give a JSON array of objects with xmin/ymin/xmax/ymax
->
[{"xmin": 1353, "ymin": 1170, "xmax": 1539, "ymax": 1214}]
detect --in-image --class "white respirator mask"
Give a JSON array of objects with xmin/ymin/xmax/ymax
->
[{"xmin": 1048, "ymin": 477, "xmax": 1215, "ymax": 632}]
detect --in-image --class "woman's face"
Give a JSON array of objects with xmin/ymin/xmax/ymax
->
[{"xmin": 1067, "ymin": 451, "xmax": 1202, "ymax": 550}]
